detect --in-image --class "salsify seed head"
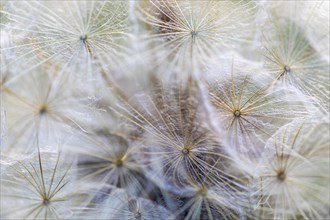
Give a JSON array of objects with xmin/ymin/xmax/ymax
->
[
  {"xmin": 0, "ymin": 150, "xmax": 91, "ymax": 219},
  {"xmin": 253, "ymin": 119, "xmax": 330, "ymax": 219},
  {"xmin": 1, "ymin": 1, "xmax": 329, "ymax": 220}
]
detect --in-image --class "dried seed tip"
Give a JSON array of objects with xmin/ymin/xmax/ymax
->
[
  {"xmin": 191, "ymin": 30, "xmax": 198, "ymax": 37},
  {"xmin": 234, "ymin": 110, "xmax": 241, "ymax": 117},
  {"xmin": 80, "ymin": 34, "xmax": 87, "ymax": 42},
  {"xmin": 198, "ymin": 188, "xmax": 208, "ymax": 197},
  {"xmin": 277, "ymin": 170, "xmax": 286, "ymax": 181},
  {"xmin": 181, "ymin": 148, "xmax": 190, "ymax": 155},
  {"xmin": 134, "ymin": 211, "xmax": 141, "ymax": 219},
  {"xmin": 39, "ymin": 105, "xmax": 47, "ymax": 115},
  {"xmin": 42, "ymin": 198, "xmax": 50, "ymax": 206},
  {"xmin": 114, "ymin": 158, "xmax": 124, "ymax": 167},
  {"xmin": 284, "ymin": 65, "xmax": 291, "ymax": 72}
]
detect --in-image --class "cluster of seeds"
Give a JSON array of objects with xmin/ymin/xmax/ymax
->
[{"xmin": 1, "ymin": 1, "xmax": 329, "ymax": 219}]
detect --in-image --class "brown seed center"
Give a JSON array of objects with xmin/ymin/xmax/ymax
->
[
  {"xmin": 182, "ymin": 148, "xmax": 190, "ymax": 155},
  {"xmin": 284, "ymin": 65, "xmax": 291, "ymax": 72},
  {"xmin": 43, "ymin": 198, "xmax": 50, "ymax": 206},
  {"xmin": 39, "ymin": 105, "xmax": 47, "ymax": 115},
  {"xmin": 234, "ymin": 110, "xmax": 241, "ymax": 117},
  {"xmin": 277, "ymin": 170, "xmax": 286, "ymax": 181},
  {"xmin": 198, "ymin": 188, "xmax": 208, "ymax": 197},
  {"xmin": 115, "ymin": 158, "xmax": 124, "ymax": 167}
]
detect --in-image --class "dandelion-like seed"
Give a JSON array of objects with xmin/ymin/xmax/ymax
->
[
  {"xmin": 254, "ymin": 120, "xmax": 330, "ymax": 219},
  {"xmin": 112, "ymin": 75, "xmax": 245, "ymax": 201},
  {"xmin": 208, "ymin": 66, "xmax": 312, "ymax": 161},
  {"xmin": 171, "ymin": 176, "xmax": 250, "ymax": 220},
  {"xmin": 79, "ymin": 187, "xmax": 173, "ymax": 220},
  {"xmin": 0, "ymin": 150, "xmax": 83, "ymax": 219},
  {"xmin": 1, "ymin": 0, "xmax": 130, "ymax": 83},
  {"xmin": 262, "ymin": 15, "xmax": 330, "ymax": 111},
  {"xmin": 138, "ymin": 0, "xmax": 256, "ymax": 76},
  {"xmin": 1, "ymin": 1, "xmax": 329, "ymax": 219},
  {"xmin": 2, "ymin": 66, "xmax": 92, "ymax": 154},
  {"xmin": 69, "ymin": 129, "xmax": 150, "ymax": 197},
  {"xmin": 265, "ymin": 1, "xmax": 330, "ymax": 62}
]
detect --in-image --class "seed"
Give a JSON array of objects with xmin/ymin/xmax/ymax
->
[
  {"xmin": 284, "ymin": 65, "xmax": 291, "ymax": 72},
  {"xmin": 182, "ymin": 148, "xmax": 190, "ymax": 155},
  {"xmin": 80, "ymin": 35, "xmax": 87, "ymax": 42},
  {"xmin": 39, "ymin": 105, "xmax": 47, "ymax": 115},
  {"xmin": 234, "ymin": 110, "xmax": 241, "ymax": 117},
  {"xmin": 277, "ymin": 170, "xmax": 286, "ymax": 181},
  {"xmin": 191, "ymin": 30, "xmax": 198, "ymax": 37},
  {"xmin": 43, "ymin": 198, "xmax": 50, "ymax": 206},
  {"xmin": 115, "ymin": 158, "xmax": 123, "ymax": 167}
]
